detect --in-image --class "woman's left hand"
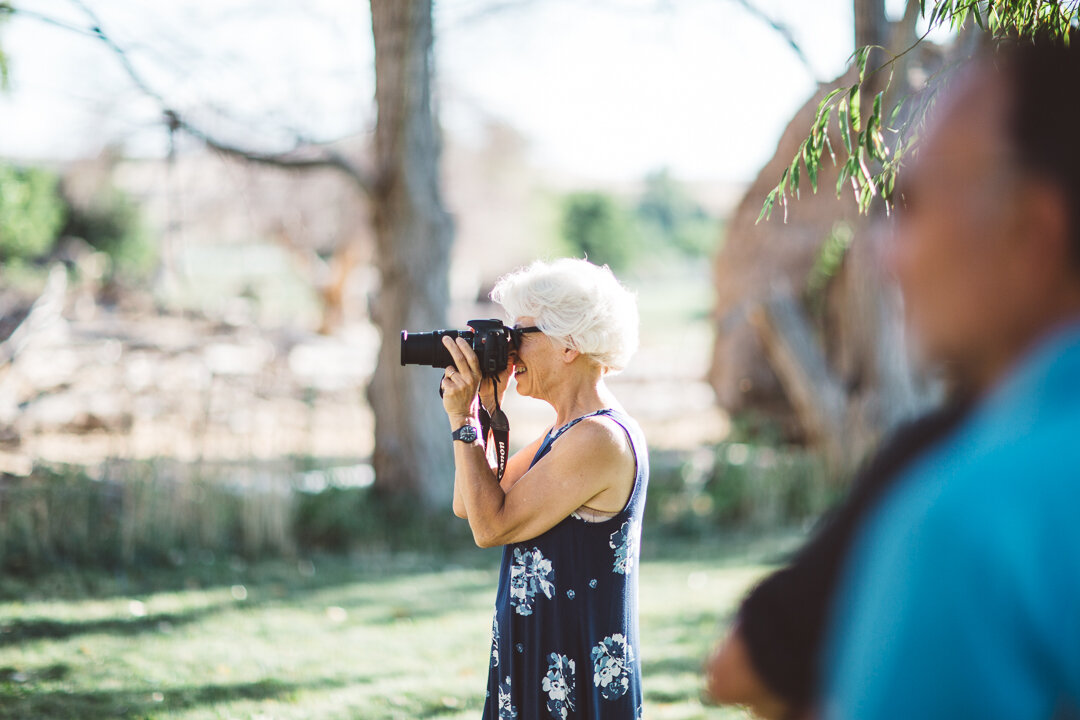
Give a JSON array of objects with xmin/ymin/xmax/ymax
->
[{"xmin": 441, "ymin": 336, "xmax": 482, "ymax": 421}]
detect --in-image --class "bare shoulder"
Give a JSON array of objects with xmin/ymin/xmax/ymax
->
[{"xmin": 554, "ymin": 414, "xmax": 634, "ymax": 463}]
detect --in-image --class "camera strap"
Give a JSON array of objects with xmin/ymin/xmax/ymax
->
[
  {"xmin": 488, "ymin": 377, "xmax": 510, "ymax": 482},
  {"xmin": 445, "ymin": 377, "xmax": 510, "ymax": 482}
]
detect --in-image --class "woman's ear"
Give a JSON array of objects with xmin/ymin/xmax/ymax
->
[{"xmin": 561, "ymin": 345, "xmax": 580, "ymax": 364}]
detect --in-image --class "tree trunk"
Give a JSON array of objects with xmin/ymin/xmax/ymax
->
[
  {"xmin": 710, "ymin": 0, "xmax": 940, "ymax": 472},
  {"xmin": 368, "ymin": 0, "xmax": 454, "ymax": 510},
  {"xmin": 854, "ymin": 0, "xmax": 888, "ymax": 50}
]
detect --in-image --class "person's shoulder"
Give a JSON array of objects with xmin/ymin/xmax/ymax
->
[
  {"xmin": 565, "ymin": 413, "xmax": 633, "ymax": 454},
  {"xmin": 884, "ymin": 407, "xmax": 1080, "ymax": 555}
]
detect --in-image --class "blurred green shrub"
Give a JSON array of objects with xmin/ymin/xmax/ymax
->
[
  {"xmin": 1, "ymin": 442, "xmax": 838, "ymax": 576},
  {"xmin": 62, "ymin": 185, "xmax": 155, "ymax": 281},
  {"xmin": 0, "ymin": 163, "xmax": 67, "ymax": 263},
  {"xmin": 294, "ymin": 486, "xmax": 473, "ymax": 554},
  {"xmin": 636, "ymin": 169, "xmax": 719, "ymax": 259},
  {"xmin": 558, "ymin": 172, "xmax": 721, "ymax": 274},
  {"xmin": 559, "ymin": 191, "xmax": 638, "ymax": 271},
  {"xmin": 0, "ymin": 462, "xmax": 477, "ymax": 575},
  {"xmin": 646, "ymin": 443, "xmax": 835, "ymax": 539},
  {"xmin": 0, "ymin": 464, "xmax": 284, "ymax": 575},
  {"xmin": 0, "ymin": 161, "xmax": 153, "ymax": 285}
]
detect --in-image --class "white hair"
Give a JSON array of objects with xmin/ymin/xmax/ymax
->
[{"xmin": 490, "ymin": 258, "xmax": 639, "ymax": 373}]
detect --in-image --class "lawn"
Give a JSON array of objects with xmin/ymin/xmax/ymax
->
[{"xmin": 0, "ymin": 533, "xmax": 799, "ymax": 719}]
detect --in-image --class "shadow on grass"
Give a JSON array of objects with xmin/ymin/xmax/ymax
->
[
  {"xmin": 0, "ymin": 547, "xmax": 495, "ymax": 603},
  {"xmin": 2, "ymin": 565, "xmax": 499, "ymax": 655},
  {"xmin": 0, "ymin": 677, "xmax": 342, "ymax": 720},
  {"xmin": 0, "ymin": 663, "xmax": 70, "ymax": 683},
  {"xmin": 0, "ymin": 605, "xmax": 227, "ymax": 648}
]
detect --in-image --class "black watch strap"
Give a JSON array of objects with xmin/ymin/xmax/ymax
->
[{"xmin": 452, "ymin": 424, "xmax": 479, "ymax": 444}]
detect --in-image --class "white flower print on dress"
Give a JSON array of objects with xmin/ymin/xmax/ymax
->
[
  {"xmin": 591, "ymin": 633, "xmax": 636, "ymax": 700},
  {"xmin": 491, "ymin": 616, "xmax": 499, "ymax": 668},
  {"xmin": 609, "ymin": 520, "xmax": 640, "ymax": 575},
  {"xmin": 542, "ymin": 652, "xmax": 576, "ymax": 719},
  {"xmin": 509, "ymin": 546, "xmax": 555, "ymax": 616},
  {"xmin": 498, "ymin": 675, "xmax": 517, "ymax": 719}
]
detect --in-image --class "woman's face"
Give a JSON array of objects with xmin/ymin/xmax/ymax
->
[{"xmin": 509, "ymin": 316, "xmax": 561, "ymax": 400}]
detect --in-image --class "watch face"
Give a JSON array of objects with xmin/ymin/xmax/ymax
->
[{"xmin": 455, "ymin": 425, "xmax": 478, "ymax": 443}]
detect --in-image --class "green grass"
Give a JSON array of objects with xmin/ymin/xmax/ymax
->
[{"xmin": 0, "ymin": 534, "xmax": 800, "ymax": 719}]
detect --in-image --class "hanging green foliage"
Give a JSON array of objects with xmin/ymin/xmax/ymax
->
[{"xmin": 760, "ymin": 0, "xmax": 1080, "ymax": 222}]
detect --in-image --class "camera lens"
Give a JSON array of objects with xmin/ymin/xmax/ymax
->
[{"xmin": 400, "ymin": 330, "xmax": 467, "ymax": 368}]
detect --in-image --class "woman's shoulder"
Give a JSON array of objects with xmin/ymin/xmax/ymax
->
[
  {"xmin": 567, "ymin": 411, "xmax": 639, "ymax": 451},
  {"xmin": 556, "ymin": 413, "xmax": 631, "ymax": 452}
]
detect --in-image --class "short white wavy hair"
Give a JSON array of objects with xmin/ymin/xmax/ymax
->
[{"xmin": 490, "ymin": 258, "xmax": 639, "ymax": 373}]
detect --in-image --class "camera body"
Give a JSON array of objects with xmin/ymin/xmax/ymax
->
[{"xmin": 400, "ymin": 319, "xmax": 513, "ymax": 377}]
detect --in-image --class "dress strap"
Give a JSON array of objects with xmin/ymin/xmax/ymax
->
[
  {"xmin": 529, "ymin": 409, "xmax": 613, "ymax": 468},
  {"xmin": 549, "ymin": 409, "xmax": 611, "ymax": 443}
]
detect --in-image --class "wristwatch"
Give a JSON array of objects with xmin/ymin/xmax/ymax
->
[{"xmin": 452, "ymin": 424, "xmax": 479, "ymax": 444}]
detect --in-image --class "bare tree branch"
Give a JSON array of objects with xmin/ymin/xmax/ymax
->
[
  {"xmin": 168, "ymin": 110, "xmax": 374, "ymax": 189},
  {"xmin": 2, "ymin": 5, "xmax": 96, "ymax": 40},
  {"xmin": 19, "ymin": 0, "xmax": 376, "ymax": 195}
]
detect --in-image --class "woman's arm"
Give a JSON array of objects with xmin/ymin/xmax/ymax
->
[
  {"xmin": 450, "ymin": 350, "xmax": 514, "ymax": 519},
  {"xmin": 705, "ymin": 624, "xmax": 790, "ymax": 719},
  {"xmin": 440, "ymin": 336, "xmax": 632, "ymax": 547},
  {"xmin": 450, "ymin": 410, "xmax": 630, "ymax": 547},
  {"xmin": 464, "ymin": 416, "xmax": 631, "ymax": 546},
  {"xmin": 451, "ymin": 430, "xmax": 546, "ymax": 519},
  {"xmin": 451, "ymin": 359, "xmax": 544, "ymax": 519}
]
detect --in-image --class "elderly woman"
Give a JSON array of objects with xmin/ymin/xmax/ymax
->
[{"xmin": 439, "ymin": 258, "xmax": 648, "ymax": 720}]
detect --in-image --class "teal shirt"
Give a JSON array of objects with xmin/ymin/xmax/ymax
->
[{"xmin": 825, "ymin": 324, "xmax": 1080, "ymax": 720}]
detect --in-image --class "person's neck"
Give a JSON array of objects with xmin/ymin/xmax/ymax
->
[
  {"xmin": 548, "ymin": 375, "xmax": 617, "ymax": 430},
  {"xmin": 969, "ymin": 303, "xmax": 1080, "ymax": 397}
]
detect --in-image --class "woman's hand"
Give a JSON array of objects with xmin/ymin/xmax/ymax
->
[{"xmin": 441, "ymin": 336, "xmax": 483, "ymax": 424}]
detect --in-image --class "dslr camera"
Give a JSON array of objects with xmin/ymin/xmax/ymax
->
[{"xmin": 400, "ymin": 319, "xmax": 514, "ymax": 377}]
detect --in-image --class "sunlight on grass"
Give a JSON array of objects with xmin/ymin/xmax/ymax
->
[{"xmin": 0, "ymin": 538, "xmax": 791, "ymax": 719}]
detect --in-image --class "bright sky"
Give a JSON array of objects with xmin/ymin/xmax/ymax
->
[{"xmin": 0, "ymin": 0, "xmax": 908, "ymax": 182}]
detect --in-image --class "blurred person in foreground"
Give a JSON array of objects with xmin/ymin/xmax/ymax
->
[
  {"xmin": 440, "ymin": 258, "xmax": 649, "ymax": 719},
  {"xmin": 707, "ymin": 29, "xmax": 1080, "ymax": 719},
  {"xmin": 822, "ymin": 31, "xmax": 1080, "ymax": 719},
  {"xmin": 704, "ymin": 403, "xmax": 970, "ymax": 718}
]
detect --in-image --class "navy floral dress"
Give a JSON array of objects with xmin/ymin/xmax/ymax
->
[{"xmin": 482, "ymin": 408, "xmax": 649, "ymax": 720}]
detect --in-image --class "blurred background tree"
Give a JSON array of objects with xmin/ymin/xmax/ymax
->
[
  {"xmin": 636, "ymin": 168, "xmax": 717, "ymax": 259},
  {"xmin": 0, "ymin": 163, "xmax": 65, "ymax": 265},
  {"xmin": 718, "ymin": 0, "xmax": 1079, "ymax": 474},
  {"xmin": 559, "ymin": 191, "xmax": 637, "ymax": 271},
  {"xmin": 0, "ymin": 1, "xmax": 10, "ymax": 90},
  {"xmin": 367, "ymin": 0, "xmax": 455, "ymax": 510},
  {"xmin": 712, "ymin": 0, "xmax": 939, "ymax": 473},
  {"xmin": 559, "ymin": 171, "xmax": 720, "ymax": 273}
]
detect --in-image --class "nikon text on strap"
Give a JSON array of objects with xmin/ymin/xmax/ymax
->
[{"xmin": 487, "ymin": 377, "xmax": 510, "ymax": 482}]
